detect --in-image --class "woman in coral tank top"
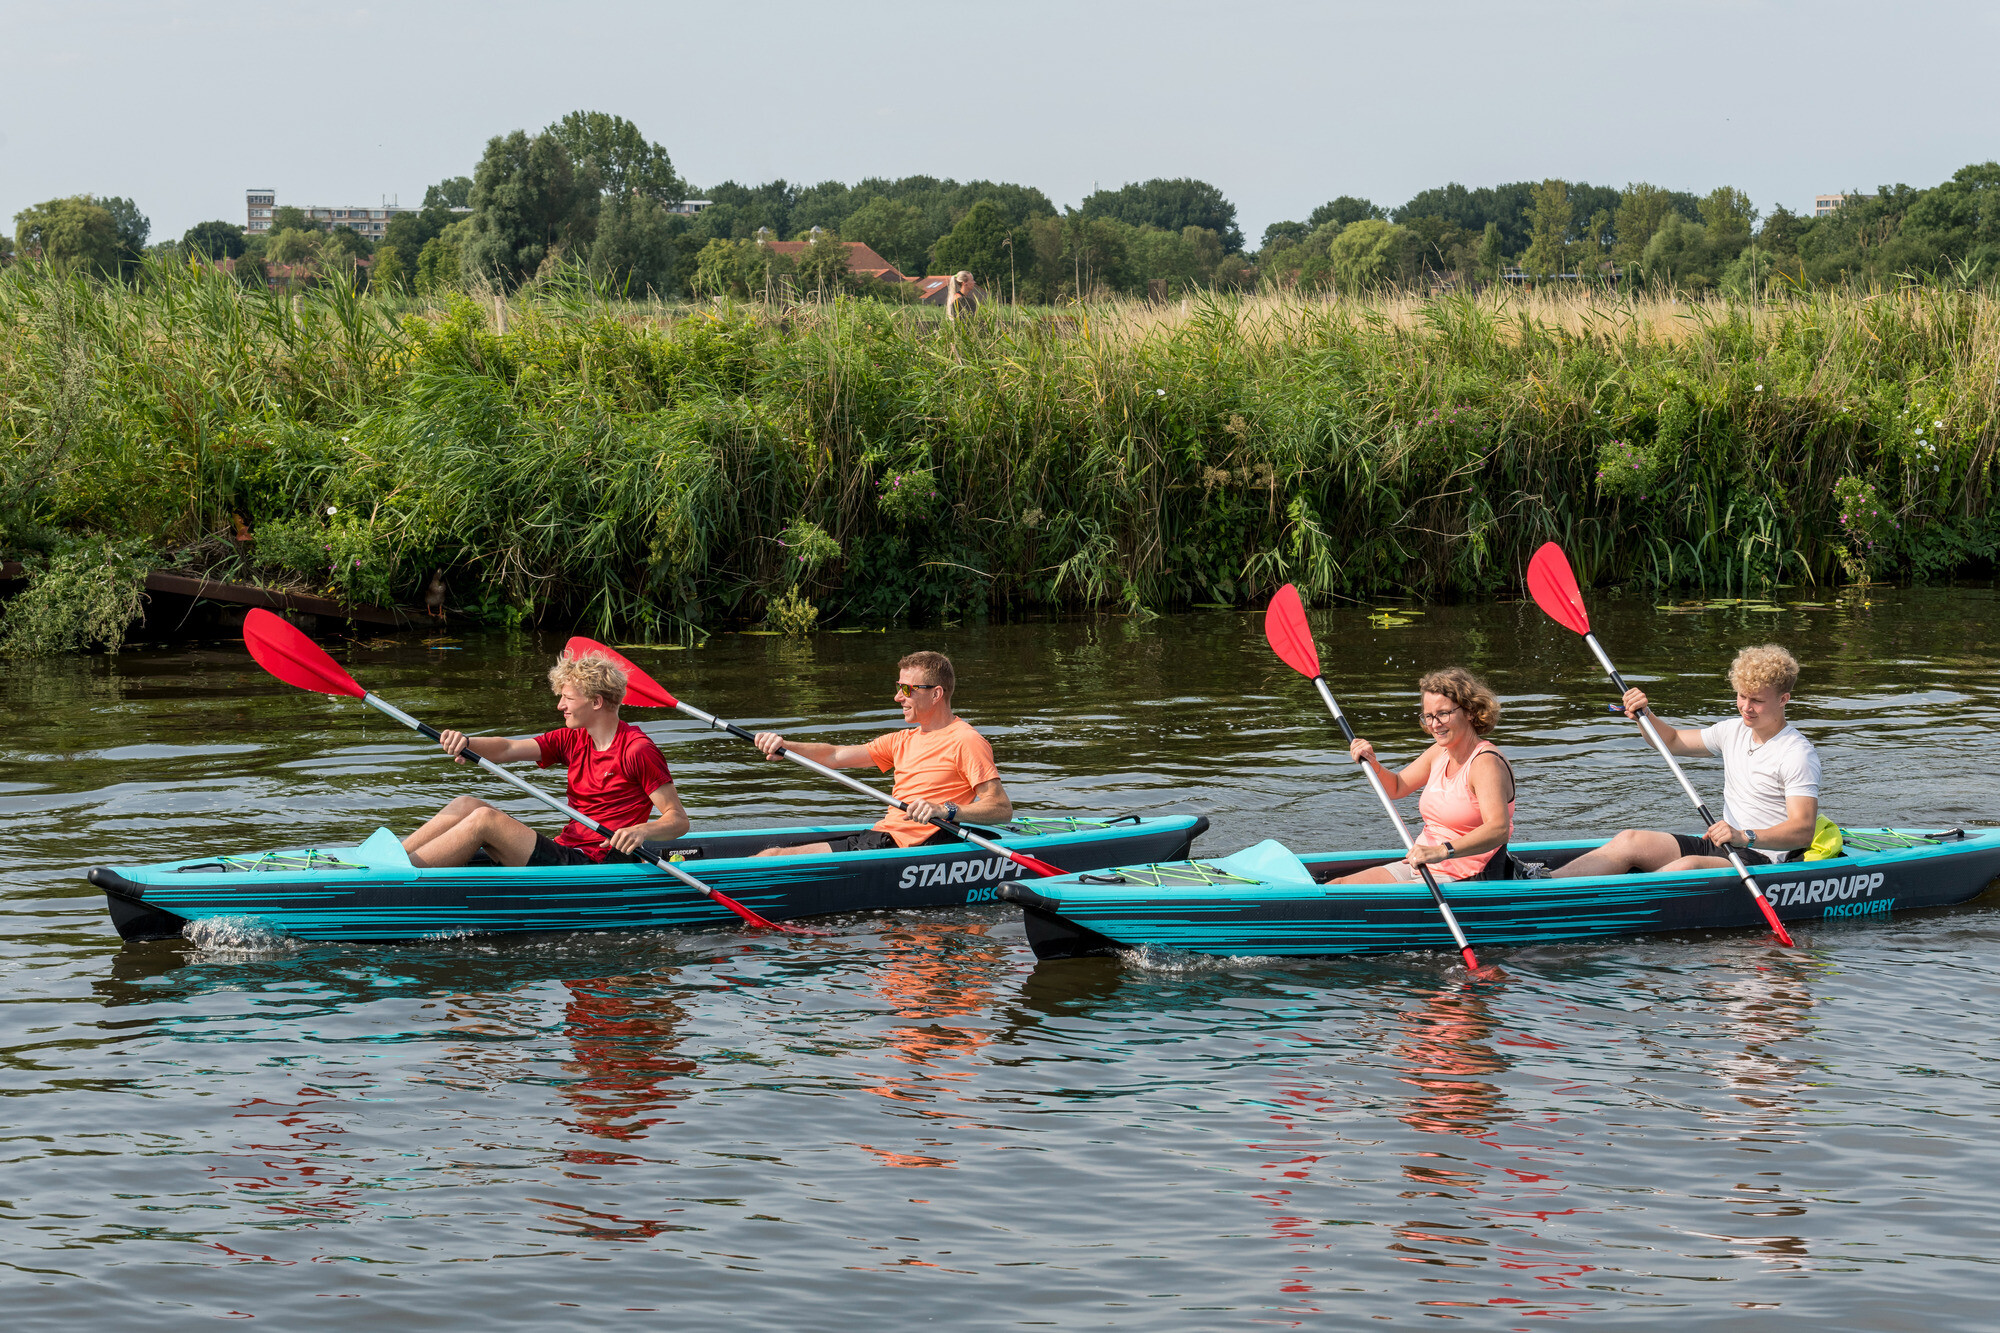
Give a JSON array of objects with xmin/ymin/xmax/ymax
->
[{"xmin": 1330, "ymin": 667, "xmax": 1515, "ymax": 885}]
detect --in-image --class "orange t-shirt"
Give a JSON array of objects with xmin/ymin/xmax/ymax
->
[{"xmin": 863, "ymin": 717, "xmax": 1001, "ymax": 847}]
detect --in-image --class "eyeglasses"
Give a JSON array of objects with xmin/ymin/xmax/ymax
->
[
  {"xmin": 894, "ymin": 681, "xmax": 941, "ymax": 699},
  {"xmin": 1418, "ymin": 706, "xmax": 1461, "ymax": 727}
]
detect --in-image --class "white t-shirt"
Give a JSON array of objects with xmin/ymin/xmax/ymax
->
[{"xmin": 1697, "ymin": 717, "xmax": 1821, "ymax": 835}]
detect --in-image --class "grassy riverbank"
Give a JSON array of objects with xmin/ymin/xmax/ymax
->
[{"xmin": 3, "ymin": 259, "xmax": 1999, "ymax": 646}]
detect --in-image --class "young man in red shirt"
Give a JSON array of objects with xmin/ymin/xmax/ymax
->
[
  {"xmin": 752, "ymin": 650, "xmax": 1013, "ymax": 855},
  {"xmin": 401, "ymin": 650, "xmax": 689, "ymax": 867}
]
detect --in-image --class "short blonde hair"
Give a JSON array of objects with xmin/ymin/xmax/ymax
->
[
  {"xmin": 548, "ymin": 650, "xmax": 626, "ymax": 708},
  {"xmin": 1417, "ymin": 666, "xmax": 1501, "ymax": 736},
  {"xmin": 1730, "ymin": 644, "xmax": 1799, "ymax": 696}
]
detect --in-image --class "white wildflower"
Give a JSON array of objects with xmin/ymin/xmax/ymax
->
[{"xmin": 327, "ymin": 505, "xmax": 338, "ymax": 515}]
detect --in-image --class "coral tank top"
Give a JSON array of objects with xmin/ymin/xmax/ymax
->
[{"xmin": 1417, "ymin": 740, "xmax": 1515, "ymax": 879}]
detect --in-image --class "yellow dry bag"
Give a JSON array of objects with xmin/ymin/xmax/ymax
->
[{"xmin": 1803, "ymin": 815, "xmax": 1844, "ymax": 861}]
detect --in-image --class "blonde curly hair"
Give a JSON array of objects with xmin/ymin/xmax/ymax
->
[
  {"xmin": 1729, "ymin": 644, "xmax": 1799, "ymax": 696},
  {"xmin": 548, "ymin": 650, "xmax": 627, "ymax": 707},
  {"xmin": 1417, "ymin": 666, "xmax": 1501, "ymax": 736}
]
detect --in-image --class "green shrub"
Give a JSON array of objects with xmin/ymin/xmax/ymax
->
[
  {"xmin": 0, "ymin": 539, "xmax": 148, "ymax": 656},
  {"xmin": 1833, "ymin": 475, "xmax": 1891, "ymax": 582},
  {"xmin": 775, "ymin": 518, "xmax": 841, "ymax": 582},
  {"xmin": 1594, "ymin": 439, "xmax": 1662, "ymax": 499},
  {"xmin": 253, "ymin": 515, "xmax": 327, "ymax": 580},
  {"xmin": 876, "ymin": 468, "xmax": 941, "ymax": 526}
]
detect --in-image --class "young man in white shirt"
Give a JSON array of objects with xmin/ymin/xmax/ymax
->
[{"xmin": 1553, "ymin": 644, "xmax": 1821, "ymax": 877}]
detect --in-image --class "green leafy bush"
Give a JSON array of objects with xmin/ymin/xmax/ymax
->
[
  {"xmin": 254, "ymin": 513, "xmax": 399, "ymax": 606},
  {"xmin": 877, "ymin": 469, "xmax": 940, "ymax": 526},
  {"xmin": 1832, "ymin": 475, "xmax": 1891, "ymax": 582},
  {"xmin": 1594, "ymin": 439, "xmax": 1662, "ymax": 499},
  {"xmin": 253, "ymin": 516, "xmax": 327, "ymax": 580},
  {"xmin": 775, "ymin": 518, "xmax": 841, "ymax": 582},
  {"xmin": 0, "ymin": 539, "xmax": 148, "ymax": 656}
]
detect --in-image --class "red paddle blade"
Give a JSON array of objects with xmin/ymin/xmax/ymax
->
[
  {"xmin": 1263, "ymin": 584, "xmax": 1323, "ymax": 679},
  {"xmin": 243, "ymin": 608, "xmax": 365, "ymax": 698},
  {"xmin": 708, "ymin": 886, "xmax": 828, "ymax": 935},
  {"xmin": 565, "ymin": 636, "xmax": 679, "ymax": 708},
  {"xmin": 1526, "ymin": 542, "xmax": 1591, "ymax": 636},
  {"xmin": 1006, "ymin": 851, "xmax": 1067, "ymax": 878}
]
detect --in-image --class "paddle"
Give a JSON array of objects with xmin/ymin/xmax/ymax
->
[
  {"xmin": 1523, "ymin": 541, "xmax": 1796, "ymax": 948},
  {"xmin": 239, "ymin": 609, "xmax": 811, "ymax": 935},
  {"xmin": 1263, "ymin": 584, "xmax": 1482, "ymax": 972},
  {"xmin": 566, "ymin": 637, "xmax": 1068, "ymax": 879}
]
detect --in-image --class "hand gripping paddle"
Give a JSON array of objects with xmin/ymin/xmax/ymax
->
[
  {"xmin": 1264, "ymin": 584, "xmax": 1483, "ymax": 971},
  {"xmin": 240, "ymin": 609, "xmax": 812, "ymax": 934},
  {"xmin": 1524, "ymin": 542, "xmax": 1796, "ymax": 948},
  {"xmin": 567, "ymin": 637, "xmax": 1067, "ymax": 879}
]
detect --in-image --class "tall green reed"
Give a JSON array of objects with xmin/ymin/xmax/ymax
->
[{"xmin": 3, "ymin": 258, "xmax": 1998, "ymax": 641}]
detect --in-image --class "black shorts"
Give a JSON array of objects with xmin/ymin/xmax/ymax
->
[
  {"xmin": 823, "ymin": 828, "xmax": 948, "ymax": 854},
  {"xmin": 1672, "ymin": 834, "xmax": 1790, "ymax": 866},
  {"xmin": 527, "ymin": 832, "xmax": 637, "ymax": 867}
]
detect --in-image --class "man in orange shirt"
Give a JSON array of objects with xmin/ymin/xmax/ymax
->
[{"xmin": 752, "ymin": 651, "xmax": 1013, "ymax": 855}]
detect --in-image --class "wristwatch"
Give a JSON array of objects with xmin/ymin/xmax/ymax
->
[
  {"xmin": 1440, "ymin": 841, "xmax": 1455, "ymax": 858},
  {"xmin": 1745, "ymin": 828, "xmax": 1758, "ymax": 848},
  {"xmin": 944, "ymin": 802, "xmax": 960, "ymax": 824}
]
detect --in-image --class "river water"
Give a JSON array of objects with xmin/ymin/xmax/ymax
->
[{"xmin": 5, "ymin": 588, "xmax": 2000, "ymax": 1329}]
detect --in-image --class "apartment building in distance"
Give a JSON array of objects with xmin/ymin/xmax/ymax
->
[
  {"xmin": 1815, "ymin": 193, "xmax": 1860, "ymax": 217},
  {"xmin": 245, "ymin": 189, "xmax": 415, "ymax": 237}
]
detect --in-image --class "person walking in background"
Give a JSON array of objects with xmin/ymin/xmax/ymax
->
[{"xmin": 946, "ymin": 271, "xmax": 979, "ymax": 321}]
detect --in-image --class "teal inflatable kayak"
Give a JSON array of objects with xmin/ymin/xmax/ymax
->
[
  {"xmin": 89, "ymin": 813, "xmax": 1208, "ymax": 943},
  {"xmin": 999, "ymin": 827, "xmax": 2000, "ymax": 960}
]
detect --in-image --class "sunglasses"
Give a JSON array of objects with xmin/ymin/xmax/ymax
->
[{"xmin": 894, "ymin": 681, "xmax": 942, "ymax": 699}]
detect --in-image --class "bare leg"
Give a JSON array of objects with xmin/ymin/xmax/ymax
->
[
  {"xmin": 407, "ymin": 802, "xmax": 542, "ymax": 868},
  {"xmin": 1657, "ymin": 855, "xmax": 1734, "ymax": 874},
  {"xmin": 404, "ymin": 795, "xmax": 500, "ymax": 855},
  {"xmin": 757, "ymin": 841, "xmax": 834, "ymax": 858},
  {"xmin": 1551, "ymin": 829, "xmax": 1686, "ymax": 878}
]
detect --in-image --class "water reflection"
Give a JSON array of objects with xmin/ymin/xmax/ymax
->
[
  {"xmin": 556, "ymin": 973, "xmax": 695, "ymax": 1162},
  {"xmin": 1394, "ymin": 981, "xmax": 1510, "ymax": 1140}
]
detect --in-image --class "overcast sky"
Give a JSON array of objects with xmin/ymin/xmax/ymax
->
[{"xmin": 6, "ymin": 0, "xmax": 1996, "ymax": 245}]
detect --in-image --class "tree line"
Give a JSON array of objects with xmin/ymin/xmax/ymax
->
[{"xmin": 6, "ymin": 110, "xmax": 1997, "ymax": 300}]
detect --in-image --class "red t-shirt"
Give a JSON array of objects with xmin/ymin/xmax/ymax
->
[{"xmin": 535, "ymin": 722, "xmax": 673, "ymax": 860}]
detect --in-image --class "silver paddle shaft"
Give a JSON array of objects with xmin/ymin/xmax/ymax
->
[
  {"xmin": 671, "ymin": 700, "xmax": 1023, "ymax": 865},
  {"xmin": 362, "ymin": 692, "xmax": 719, "ymax": 901}
]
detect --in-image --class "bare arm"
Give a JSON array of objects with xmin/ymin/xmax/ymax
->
[
  {"xmin": 907, "ymin": 776, "xmax": 1012, "ymax": 827},
  {"xmin": 1347, "ymin": 737, "xmax": 1437, "ymax": 800},
  {"xmin": 1707, "ymin": 795, "xmax": 1818, "ymax": 854},
  {"xmin": 437, "ymin": 730, "xmax": 542, "ymax": 764},
  {"xmin": 752, "ymin": 734, "xmax": 875, "ymax": 768},
  {"xmin": 1619, "ymin": 688, "xmax": 1709, "ymax": 757},
  {"xmin": 605, "ymin": 782, "xmax": 691, "ymax": 853}
]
